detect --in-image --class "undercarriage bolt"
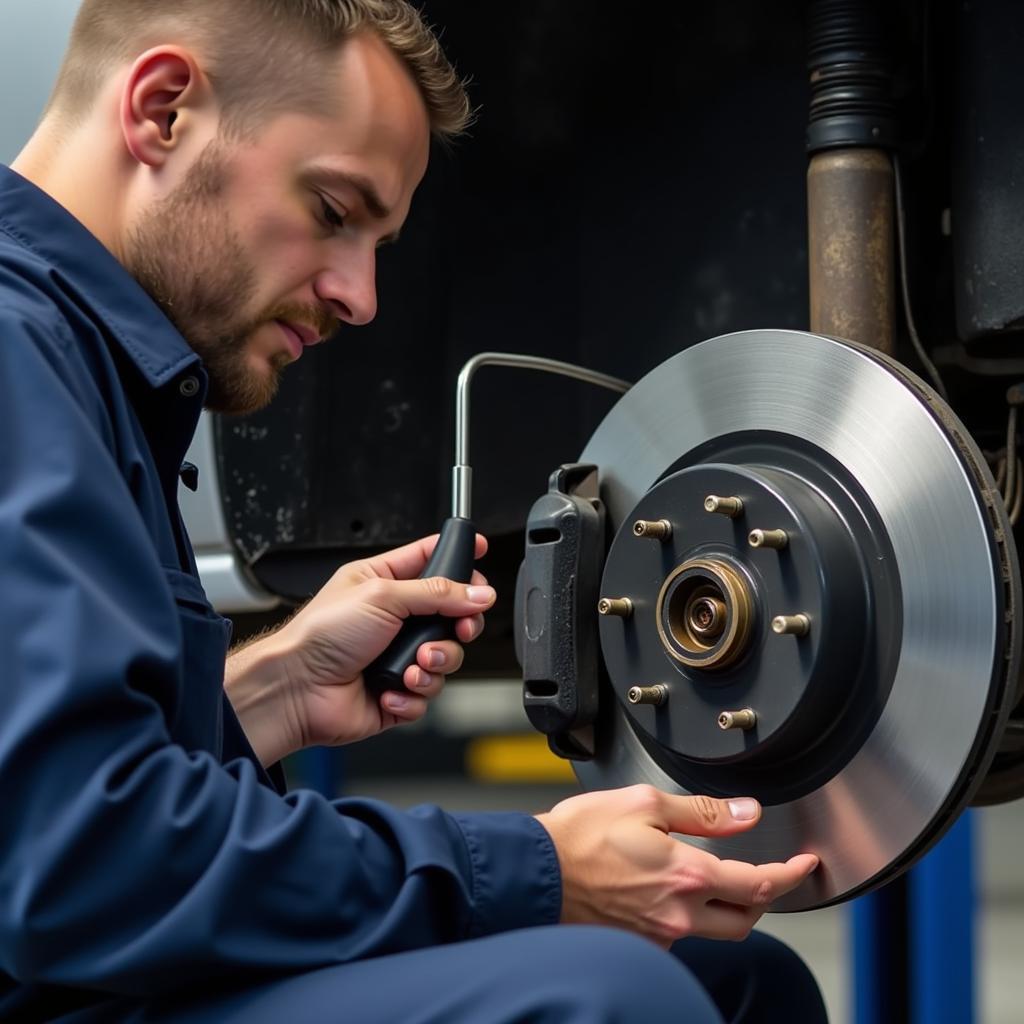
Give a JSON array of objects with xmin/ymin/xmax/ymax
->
[
  {"xmin": 718, "ymin": 708, "xmax": 757, "ymax": 731},
  {"xmin": 598, "ymin": 597, "xmax": 633, "ymax": 618},
  {"xmin": 749, "ymin": 528, "xmax": 789, "ymax": 550},
  {"xmin": 627, "ymin": 684, "xmax": 668, "ymax": 706},
  {"xmin": 772, "ymin": 613, "xmax": 810, "ymax": 636},
  {"xmin": 704, "ymin": 495, "xmax": 744, "ymax": 518},
  {"xmin": 633, "ymin": 519, "xmax": 672, "ymax": 540}
]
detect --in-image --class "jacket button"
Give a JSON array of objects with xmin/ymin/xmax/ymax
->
[{"xmin": 179, "ymin": 376, "xmax": 200, "ymax": 398}]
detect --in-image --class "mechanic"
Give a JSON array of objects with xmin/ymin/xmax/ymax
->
[{"xmin": 0, "ymin": 2, "xmax": 827, "ymax": 1021}]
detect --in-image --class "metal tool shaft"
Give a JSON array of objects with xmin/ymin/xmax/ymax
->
[{"xmin": 453, "ymin": 353, "xmax": 631, "ymax": 519}]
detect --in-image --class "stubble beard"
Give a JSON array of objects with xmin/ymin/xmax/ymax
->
[{"xmin": 124, "ymin": 142, "xmax": 290, "ymax": 415}]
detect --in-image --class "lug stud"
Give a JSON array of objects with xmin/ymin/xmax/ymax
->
[
  {"xmin": 633, "ymin": 519, "xmax": 672, "ymax": 540},
  {"xmin": 772, "ymin": 614, "xmax": 810, "ymax": 636},
  {"xmin": 598, "ymin": 597, "xmax": 633, "ymax": 618},
  {"xmin": 718, "ymin": 708, "xmax": 757, "ymax": 731},
  {"xmin": 749, "ymin": 528, "xmax": 788, "ymax": 550},
  {"xmin": 704, "ymin": 495, "xmax": 744, "ymax": 518},
  {"xmin": 627, "ymin": 684, "xmax": 668, "ymax": 706}
]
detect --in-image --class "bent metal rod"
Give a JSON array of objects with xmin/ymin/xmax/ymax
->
[{"xmin": 452, "ymin": 352, "xmax": 632, "ymax": 520}]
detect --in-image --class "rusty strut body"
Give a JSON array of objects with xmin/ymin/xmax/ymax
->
[{"xmin": 807, "ymin": 0, "xmax": 898, "ymax": 355}]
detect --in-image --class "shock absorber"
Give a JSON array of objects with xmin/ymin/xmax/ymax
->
[{"xmin": 807, "ymin": 0, "xmax": 898, "ymax": 354}]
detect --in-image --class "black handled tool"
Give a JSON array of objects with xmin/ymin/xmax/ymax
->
[
  {"xmin": 363, "ymin": 516, "xmax": 477, "ymax": 694},
  {"xmin": 363, "ymin": 353, "xmax": 630, "ymax": 697}
]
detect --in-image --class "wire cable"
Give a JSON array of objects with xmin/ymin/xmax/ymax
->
[
  {"xmin": 1005, "ymin": 405, "xmax": 1019, "ymax": 509},
  {"xmin": 893, "ymin": 155, "xmax": 949, "ymax": 401},
  {"xmin": 1010, "ymin": 457, "xmax": 1023, "ymax": 526}
]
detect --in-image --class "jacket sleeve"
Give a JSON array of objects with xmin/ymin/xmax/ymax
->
[{"xmin": 0, "ymin": 310, "xmax": 562, "ymax": 996}]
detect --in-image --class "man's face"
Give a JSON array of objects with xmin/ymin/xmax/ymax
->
[{"xmin": 125, "ymin": 32, "xmax": 431, "ymax": 414}]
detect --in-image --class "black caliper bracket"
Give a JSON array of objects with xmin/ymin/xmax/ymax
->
[{"xmin": 515, "ymin": 464, "xmax": 606, "ymax": 760}]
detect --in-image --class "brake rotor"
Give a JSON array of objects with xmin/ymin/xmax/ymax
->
[{"xmin": 575, "ymin": 329, "xmax": 1020, "ymax": 911}]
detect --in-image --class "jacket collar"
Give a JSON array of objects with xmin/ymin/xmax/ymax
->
[{"xmin": 0, "ymin": 164, "xmax": 201, "ymax": 390}]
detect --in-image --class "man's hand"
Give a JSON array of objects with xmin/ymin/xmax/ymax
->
[
  {"xmin": 225, "ymin": 533, "xmax": 493, "ymax": 766},
  {"xmin": 535, "ymin": 785, "xmax": 818, "ymax": 947}
]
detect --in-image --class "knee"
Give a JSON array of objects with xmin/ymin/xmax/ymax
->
[
  {"xmin": 739, "ymin": 931, "xmax": 827, "ymax": 1020},
  {"xmin": 535, "ymin": 926, "xmax": 722, "ymax": 1024},
  {"xmin": 670, "ymin": 930, "xmax": 827, "ymax": 1024}
]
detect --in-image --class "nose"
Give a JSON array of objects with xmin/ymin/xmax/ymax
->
[{"xmin": 314, "ymin": 248, "xmax": 378, "ymax": 326}]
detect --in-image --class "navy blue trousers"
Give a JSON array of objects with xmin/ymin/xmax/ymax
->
[{"xmin": 99, "ymin": 927, "xmax": 827, "ymax": 1023}]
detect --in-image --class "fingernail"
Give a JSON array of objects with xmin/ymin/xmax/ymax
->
[
  {"xmin": 466, "ymin": 585, "xmax": 495, "ymax": 604},
  {"xmin": 428, "ymin": 649, "xmax": 446, "ymax": 669},
  {"xmin": 386, "ymin": 694, "xmax": 409, "ymax": 710},
  {"xmin": 411, "ymin": 671, "xmax": 433, "ymax": 689},
  {"xmin": 728, "ymin": 798, "xmax": 759, "ymax": 821}
]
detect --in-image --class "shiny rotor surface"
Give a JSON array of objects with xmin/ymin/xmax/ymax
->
[{"xmin": 578, "ymin": 329, "xmax": 1007, "ymax": 910}]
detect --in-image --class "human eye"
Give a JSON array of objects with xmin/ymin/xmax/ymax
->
[{"xmin": 316, "ymin": 194, "xmax": 347, "ymax": 232}]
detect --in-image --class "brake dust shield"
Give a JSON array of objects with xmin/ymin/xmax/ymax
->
[{"xmin": 575, "ymin": 329, "xmax": 1020, "ymax": 911}]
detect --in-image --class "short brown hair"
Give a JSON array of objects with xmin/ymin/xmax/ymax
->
[{"xmin": 48, "ymin": 0, "xmax": 471, "ymax": 139}]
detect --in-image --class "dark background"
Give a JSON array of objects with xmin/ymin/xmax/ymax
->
[{"xmin": 219, "ymin": 1, "xmax": 1024, "ymax": 678}]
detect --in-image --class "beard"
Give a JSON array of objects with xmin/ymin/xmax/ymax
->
[{"xmin": 123, "ymin": 142, "xmax": 333, "ymax": 415}]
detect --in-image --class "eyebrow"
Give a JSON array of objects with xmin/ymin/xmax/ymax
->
[{"xmin": 304, "ymin": 166, "xmax": 401, "ymax": 243}]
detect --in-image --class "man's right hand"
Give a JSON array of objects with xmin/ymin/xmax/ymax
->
[{"xmin": 534, "ymin": 785, "xmax": 818, "ymax": 947}]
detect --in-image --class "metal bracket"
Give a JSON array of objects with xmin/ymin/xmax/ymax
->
[{"xmin": 515, "ymin": 463, "xmax": 606, "ymax": 760}]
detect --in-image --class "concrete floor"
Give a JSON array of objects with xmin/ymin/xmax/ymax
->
[{"xmin": 352, "ymin": 778, "xmax": 1023, "ymax": 1024}]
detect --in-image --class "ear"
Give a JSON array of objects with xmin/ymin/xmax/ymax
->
[{"xmin": 120, "ymin": 47, "xmax": 211, "ymax": 167}]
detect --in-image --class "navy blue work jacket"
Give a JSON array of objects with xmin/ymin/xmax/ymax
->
[{"xmin": 0, "ymin": 165, "xmax": 561, "ymax": 1019}]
